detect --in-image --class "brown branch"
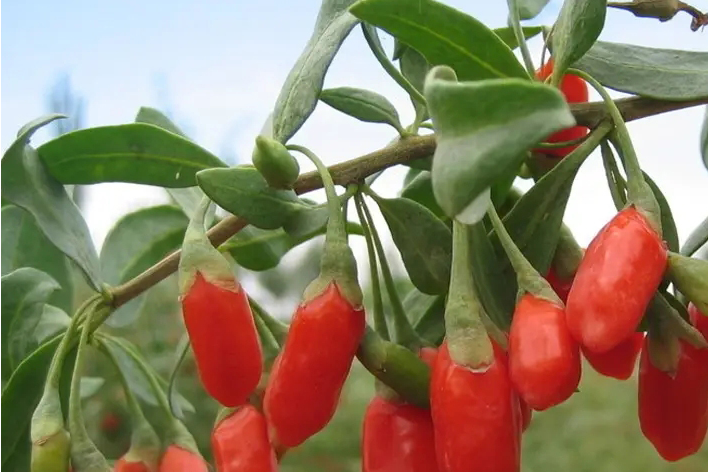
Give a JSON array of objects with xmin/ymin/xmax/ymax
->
[
  {"xmin": 110, "ymin": 95, "xmax": 708, "ymax": 309},
  {"xmin": 608, "ymin": 0, "xmax": 708, "ymax": 31}
]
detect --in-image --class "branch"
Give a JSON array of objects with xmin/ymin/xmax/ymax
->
[
  {"xmin": 110, "ymin": 95, "xmax": 708, "ymax": 309},
  {"xmin": 608, "ymin": 0, "xmax": 708, "ymax": 31}
]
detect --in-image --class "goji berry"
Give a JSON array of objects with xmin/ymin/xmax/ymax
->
[
  {"xmin": 212, "ymin": 405, "xmax": 277, "ymax": 472},
  {"xmin": 566, "ymin": 206, "xmax": 667, "ymax": 353},
  {"xmin": 114, "ymin": 458, "xmax": 152, "ymax": 472},
  {"xmin": 252, "ymin": 135, "xmax": 300, "ymax": 189},
  {"xmin": 544, "ymin": 267, "xmax": 573, "ymax": 304},
  {"xmin": 509, "ymin": 294, "xmax": 581, "ymax": 410},
  {"xmin": 533, "ymin": 59, "xmax": 589, "ymax": 158},
  {"xmin": 264, "ymin": 283, "xmax": 365, "ymax": 448},
  {"xmin": 582, "ymin": 332, "xmax": 644, "ymax": 380},
  {"xmin": 158, "ymin": 445, "xmax": 209, "ymax": 472},
  {"xmin": 638, "ymin": 335, "xmax": 708, "ymax": 461},
  {"xmin": 181, "ymin": 272, "xmax": 262, "ymax": 407},
  {"xmin": 431, "ymin": 342, "xmax": 520, "ymax": 472}
]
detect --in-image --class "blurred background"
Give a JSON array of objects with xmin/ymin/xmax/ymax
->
[{"xmin": 3, "ymin": 1, "xmax": 708, "ymax": 471}]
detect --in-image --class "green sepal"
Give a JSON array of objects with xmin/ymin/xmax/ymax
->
[
  {"xmin": 178, "ymin": 197, "xmax": 237, "ymax": 295},
  {"xmin": 252, "ymin": 135, "xmax": 300, "ymax": 189},
  {"xmin": 120, "ymin": 416, "xmax": 161, "ymax": 471},
  {"xmin": 302, "ymin": 238, "xmax": 363, "ymax": 308},
  {"xmin": 30, "ymin": 390, "xmax": 70, "ymax": 472}
]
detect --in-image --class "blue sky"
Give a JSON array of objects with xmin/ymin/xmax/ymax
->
[{"xmin": 2, "ymin": 0, "xmax": 707, "ymax": 256}]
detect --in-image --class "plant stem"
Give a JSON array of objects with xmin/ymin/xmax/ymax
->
[
  {"xmin": 487, "ymin": 204, "xmax": 560, "ymax": 304},
  {"xmin": 287, "ymin": 144, "xmax": 347, "ymax": 244},
  {"xmin": 167, "ymin": 335, "xmax": 190, "ymax": 417},
  {"xmin": 107, "ymin": 97, "xmax": 708, "ymax": 312},
  {"xmin": 354, "ymin": 192, "xmax": 390, "ymax": 341},
  {"xmin": 507, "ymin": 0, "xmax": 536, "ymax": 77},
  {"xmin": 359, "ymin": 192, "xmax": 422, "ymax": 349},
  {"xmin": 569, "ymin": 68, "xmax": 661, "ymax": 234},
  {"xmin": 361, "ymin": 23, "xmax": 426, "ymax": 107},
  {"xmin": 600, "ymin": 140, "xmax": 628, "ymax": 211}
]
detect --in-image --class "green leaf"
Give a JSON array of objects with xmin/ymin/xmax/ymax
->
[
  {"xmin": 492, "ymin": 125, "xmax": 606, "ymax": 282},
  {"xmin": 573, "ymin": 41, "xmax": 708, "ymax": 101},
  {"xmin": 1, "ymin": 116, "xmax": 102, "ymax": 290},
  {"xmin": 320, "ymin": 87, "xmax": 403, "ymax": 132},
  {"xmin": 222, "ymin": 226, "xmax": 317, "ymax": 272},
  {"xmin": 1, "ymin": 205, "xmax": 73, "ymax": 312},
  {"xmin": 643, "ymin": 172, "xmax": 679, "ymax": 254},
  {"xmin": 37, "ymin": 123, "xmax": 226, "ymax": 187},
  {"xmin": 282, "ymin": 203, "xmax": 330, "ymax": 239},
  {"xmin": 493, "ymin": 26, "xmax": 543, "ymax": 49},
  {"xmin": 400, "ymin": 171, "xmax": 445, "ymax": 218},
  {"xmin": 272, "ymin": 0, "xmax": 360, "ymax": 143},
  {"xmin": 468, "ymin": 221, "xmax": 516, "ymax": 329},
  {"xmin": 516, "ymin": 0, "xmax": 551, "ymax": 20},
  {"xmin": 701, "ymin": 106, "xmax": 708, "ymax": 168},
  {"xmin": 100, "ymin": 205, "xmax": 188, "ymax": 327},
  {"xmin": 374, "ymin": 196, "xmax": 452, "ymax": 295},
  {"xmin": 134, "ymin": 106, "xmax": 215, "ymax": 220},
  {"xmin": 197, "ymin": 166, "xmax": 305, "ymax": 230},
  {"xmin": 1, "ymin": 335, "xmax": 61, "ymax": 466},
  {"xmin": 681, "ymin": 216, "xmax": 708, "ymax": 257},
  {"xmin": 33, "ymin": 305, "xmax": 71, "ymax": 345},
  {"xmin": 551, "ymin": 0, "xmax": 606, "ymax": 80},
  {"xmin": 351, "ymin": 0, "xmax": 528, "ymax": 81},
  {"xmin": 407, "ymin": 289, "xmax": 445, "ymax": 345},
  {"xmin": 397, "ymin": 42, "xmax": 429, "ymax": 119},
  {"xmin": 1, "ymin": 268, "xmax": 60, "ymax": 380},
  {"xmin": 100, "ymin": 336, "xmax": 195, "ymax": 414},
  {"xmin": 425, "ymin": 69, "xmax": 574, "ymax": 219}
]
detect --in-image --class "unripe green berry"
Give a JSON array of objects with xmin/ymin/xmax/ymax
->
[{"xmin": 252, "ymin": 135, "xmax": 300, "ymax": 189}]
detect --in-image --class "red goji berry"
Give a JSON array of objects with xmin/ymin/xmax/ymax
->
[
  {"xmin": 638, "ymin": 334, "xmax": 708, "ymax": 461},
  {"xmin": 533, "ymin": 59, "xmax": 589, "ymax": 158},
  {"xmin": 689, "ymin": 303, "xmax": 708, "ymax": 341},
  {"xmin": 181, "ymin": 272, "xmax": 263, "ymax": 407},
  {"xmin": 158, "ymin": 445, "xmax": 208, "ymax": 472},
  {"xmin": 212, "ymin": 405, "xmax": 277, "ymax": 472},
  {"xmin": 431, "ymin": 341, "xmax": 520, "ymax": 472},
  {"xmin": 566, "ymin": 206, "xmax": 667, "ymax": 353},
  {"xmin": 582, "ymin": 332, "xmax": 644, "ymax": 380},
  {"xmin": 114, "ymin": 458, "xmax": 151, "ymax": 472},
  {"xmin": 362, "ymin": 395, "xmax": 439, "ymax": 472},
  {"xmin": 508, "ymin": 294, "xmax": 581, "ymax": 410},
  {"xmin": 264, "ymin": 283, "xmax": 365, "ymax": 448}
]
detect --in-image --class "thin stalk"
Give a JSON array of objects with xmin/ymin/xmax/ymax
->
[
  {"xmin": 167, "ymin": 335, "xmax": 190, "ymax": 417},
  {"xmin": 68, "ymin": 307, "xmax": 111, "ymax": 470},
  {"xmin": 487, "ymin": 204, "xmax": 561, "ymax": 304},
  {"xmin": 568, "ymin": 68, "xmax": 661, "ymax": 234},
  {"xmin": 359, "ymin": 192, "xmax": 422, "ymax": 348},
  {"xmin": 354, "ymin": 192, "xmax": 390, "ymax": 341},
  {"xmin": 287, "ymin": 145, "xmax": 346, "ymax": 243},
  {"xmin": 361, "ymin": 23, "xmax": 426, "ymax": 107},
  {"xmin": 507, "ymin": 0, "xmax": 536, "ymax": 76}
]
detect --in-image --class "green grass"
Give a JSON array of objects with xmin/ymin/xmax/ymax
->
[{"xmin": 280, "ymin": 360, "xmax": 708, "ymax": 472}]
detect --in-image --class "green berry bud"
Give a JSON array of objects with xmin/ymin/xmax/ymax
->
[{"xmin": 252, "ymin": 135, "xmax": 300, "ymax": 189}]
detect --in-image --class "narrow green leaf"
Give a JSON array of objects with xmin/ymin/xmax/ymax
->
[
  {"xmin": 1, "ymin": 205, "xmax": 73, "ymax": 312},
  {"xmin": 406, "ymin": 289, "xmax": 445, "ymax": 345},
  {"xmin": 37, "ymin": 123, "xmax": 226, "ymax": 187},
  {"xmin": 491, "ymin": 124, "xmax": 607, "ymax": 280},
  {"xmin": 682, "ymin": 216, "xmax": 708, "ymax": 257},
  {"xmin": 351, "ymin": 0, "xmax": 528, "ymax": 81},
  {"xmin": 643, "ymin": 172, "xmax": 680, "ymax": 254},
  {"xmin": 33, "ymin": 305, "xmax": 71, "ymax": 345},
  {"xmin": 320, "ymin": 87, "xmax": 403, "ymax": 131},
  {"xmin": 100, "ymin": 336, "xmax": 195, "ymax": 414},
  {"xmin": 573, "ymin": 41, "xmax": 708, "ymax": 101},
  {"xmin": 282, "ymin": 203, "xmax": 330, "ymax": 239},
  {"xmin": 80, "ymin": 377, "xmax": 105, "ymax": 399},
  {"xmin": 197, "ymin": 166, "xmax": 306, "ymax": 230},
  {"xmin": 397, "ymin": 41, "xmax": 429, "ymax": 119},
  {"xmin": 222, "ymin": 227, "xmax": 311, "ymax": 272},
  {"xmin": 516, "ymin": 0, "xmax": 551, "ymax": 20},
  {"xmin": 551, "ymin": 0, "xmax": 606, "ymax": 81},
  {"xmin": 400, "ymin": 172, "xmax": 445, "ymax": 218},
  {"xmin": 425, "ymin": 69, "xmax": 574, "ymax": 219},
  {"xmin": 1, "ymin": 268, "xmax": 60, "ymax": 379},
  {"xmin": 375, "ymin": 196, "xmax": 452, "ymax": 295},
  {"xmin": 1, "ymin": 335, "xmax": 61, "ymax": 465},
  {"xmin": 100, "ymin": 205, "xmax": 188, "ymax": 327},
  {"xmin": 272, "ymin": 0, "xmax": 360, "ymax": 143},
  {"xmin": 1, "ymin": 116, "xmax": 102, "ymax": 290},
  {"xmin": 493, "ymin": 26, "xmax": 543, "ymax": 49},
  {"xmin": 134, "ymin": 106, "xmax": 187, "ymax": 136}
]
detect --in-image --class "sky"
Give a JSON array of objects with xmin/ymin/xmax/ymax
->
[{"xmin": 2, "ymin": 0, "xmax": 707, "ymax": 286}]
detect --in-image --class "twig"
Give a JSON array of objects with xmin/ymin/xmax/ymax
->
[
  {"xmin": 608, "ymin": 0, "xmax": 708, "ymax": 31},
  {"xmin": 109, "ymin": 95, "xmax": 708, "ymax": 309}
]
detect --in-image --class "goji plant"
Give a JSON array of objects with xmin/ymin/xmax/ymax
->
[{"xmin": 2, "ymin": 0, "xmax": 708, "ymax": 471}]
